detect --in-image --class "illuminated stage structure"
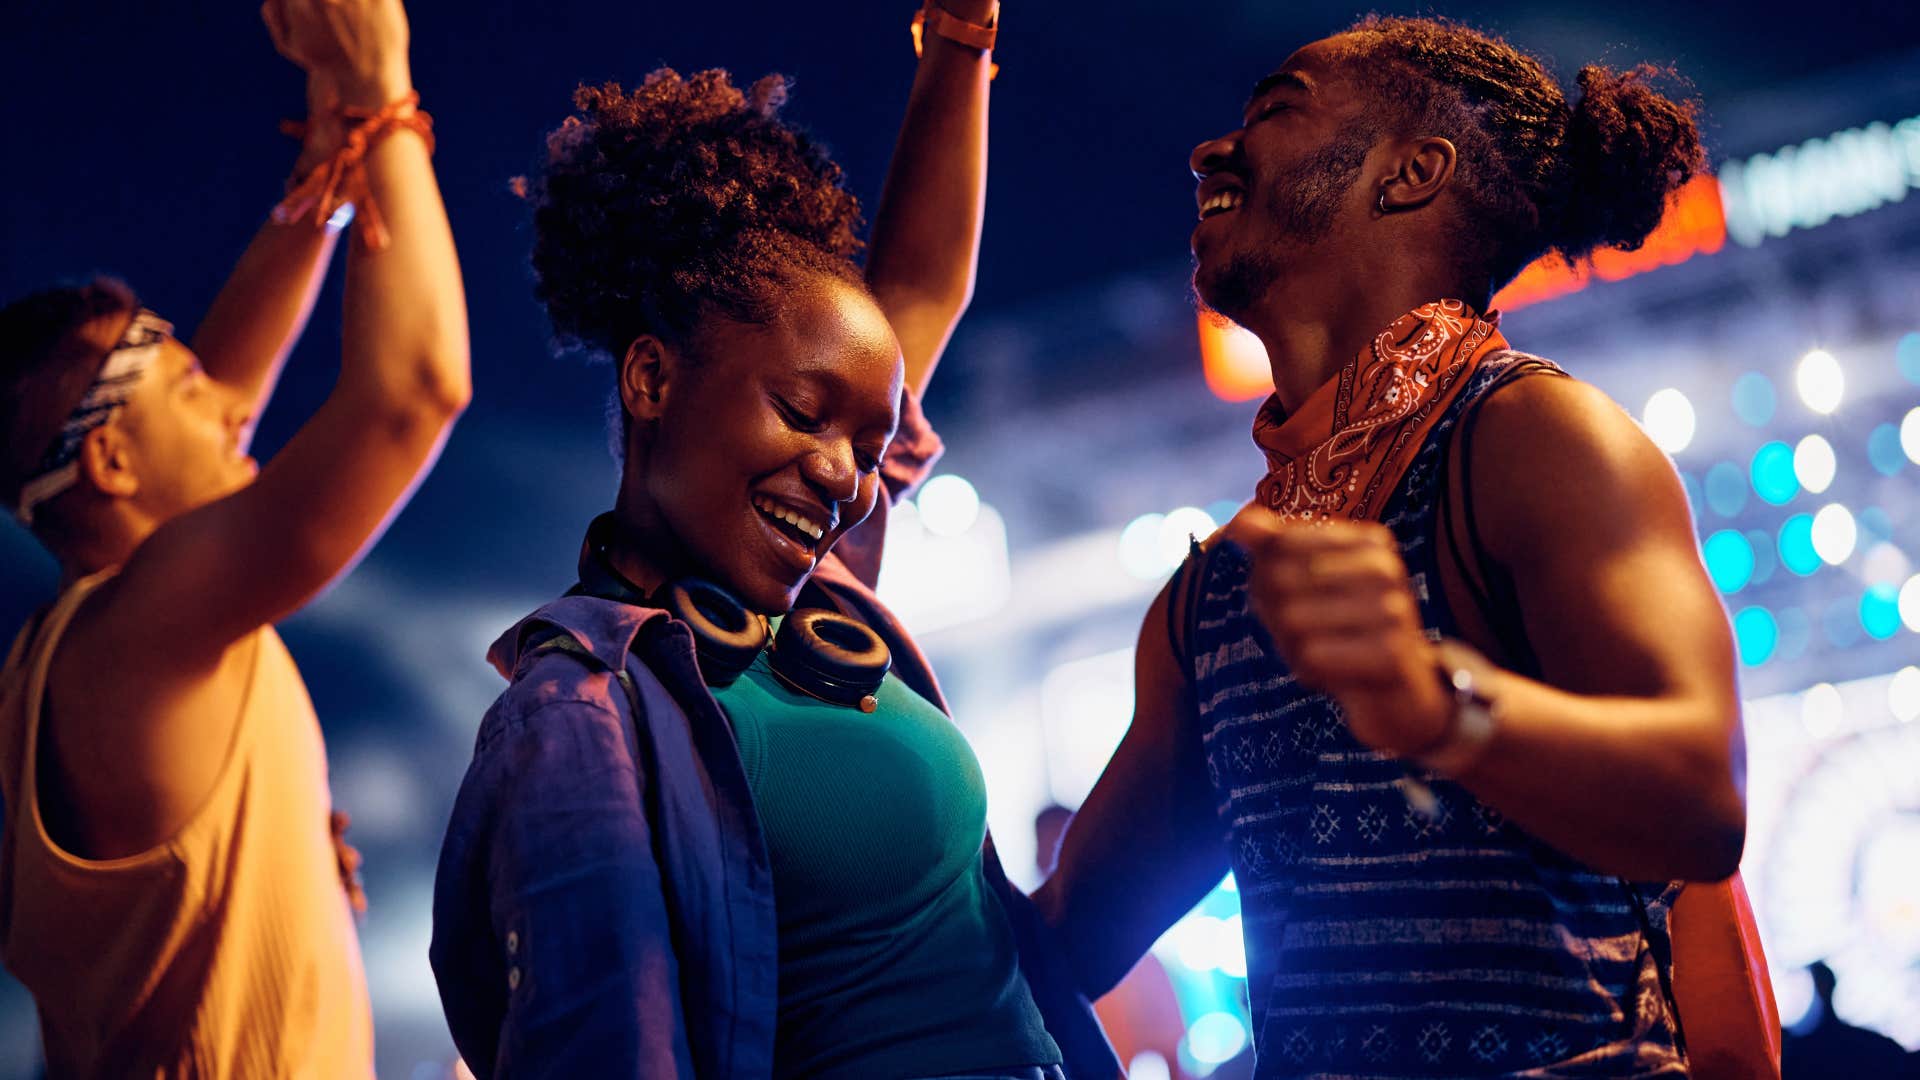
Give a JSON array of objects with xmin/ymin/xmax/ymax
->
[{"xmin": 883, "ymin": 50, "xmax": 1920, "ymax": 1073}]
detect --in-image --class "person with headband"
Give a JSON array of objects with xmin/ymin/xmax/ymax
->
[
  {"xmin": 430, "ymin": 4, "xmax": 1115, "ymax": 1077},
  {"xmin": 0, "ymin": 0, "xmax": 467, "ymax": 1074},
  {"xmin": 1038, "ymin": 17, "xmax": 1764, "ymax": 1078}
]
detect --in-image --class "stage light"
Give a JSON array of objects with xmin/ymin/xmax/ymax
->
[
  {"xmin": 1794, "ymin": 435, "xmax": 1836, "ymax": 493},
  {"xmin": 1187, "ymin": 1012, "xmax": 1250, "ymax": 1066},
  {"xmin": 917, "ymin": 474, "xmax": 980, "ymax": 537},
  {"xmin": 1861, "ymin": 585, "xmax": 1902, "ymax": 640},
  {"xmin": 1733, "ymin": 606, "xmax": 1779, "ymax": 666},
  {"xmin": 1703, "ymin": 530, "xmax": 1755, "ymax": 593},
  {"xmin": 1795, "ymin": 349, "xmax": 1843, "ymax": 414},
  {"xmin": 1801, "ymin": 682, "xmax": 1844, "ymax": 739},
  {"xmin": 1119, "ymin": 513, "xmax": 1170, "ymax": 580},
  {"xmin": 1862, "ymin": 543, "xmax": 1913, "ymax": 588},
  {"xmin": 1731, "ymin": 372, "xmax": 1777, "ymax": 426},
  {"xmin": 1902, "ymin": 407, "xmax": 1920, "ymax": 465},
  {"xmin": 1811, "ymin": 503, "xmax": 1858, "ymax": 565},
  {"xmin": 1897, "ymin": 332, "xmax": 1920, "ymax": 385},
  {"xmin": 1778, "ymin": 514, "xmax": 1821, "ymax": 576},
  {"xmin": 1890, "ymin": 667, "xmax": 1920, "ymax": 723},
  {"xmin": 1751, "ymin": 441, "xmax": 1799, "ymax": 505},
  {"xmin": 1901, "ymin": 575, "xmax": 1920, "ymax": 633},
  {"xmin": 1170, "ymin": 915, "xmax": 1228, "ymax": 973},
  {"xmin": 1128, "ymin": 1053, "xmax": 1173, "ymax": 1080},
  {"xmin": 1705, "ymin": 462, "xmax": 1748, "ymax": 517},
  {"xmin": 1220, "ymin": 913, "xmax": 1247, "ymax": 978},
  {"xmin": 1642, "ymin": 388, "xmax": 1696, "ymax": 453},
  {"xmin": 1869, "ymin": 423, "xmax": 1907, "ymax": 476},
  {"xmin": 1161, "ymin": 506, "xmax": 1218, "ymax": 565}
]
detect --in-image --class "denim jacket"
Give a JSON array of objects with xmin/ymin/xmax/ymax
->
[{"xmin": 430, "ymin": 392, "xmax": 1120, "ymax": 1079}]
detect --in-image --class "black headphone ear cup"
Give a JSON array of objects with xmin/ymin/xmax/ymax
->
[
  {"xmin": 769, "ymin": 610, "xmax": 892, "ymax": 710},
  {"xmin": 663, "ymin": 579, "xmax": 768, "ymax": 687}
]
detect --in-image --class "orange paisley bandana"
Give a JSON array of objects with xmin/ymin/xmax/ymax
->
[{"xmin": 1252, "ymin": 299, "xmax": 1506, "ymax": 522}]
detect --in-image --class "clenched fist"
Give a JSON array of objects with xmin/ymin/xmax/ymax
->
[{"xmin": 1227, "ymin": 506, "xmax": 1454, "ymax": 759}]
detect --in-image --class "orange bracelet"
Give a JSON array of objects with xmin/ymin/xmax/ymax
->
[
  {"xmin": 274, "ymin": 92, "xmax": 435, "ymax": 251},
  {"xmin": 911, "ymin": 1, "xmax": 1000, "ymax": 78}
]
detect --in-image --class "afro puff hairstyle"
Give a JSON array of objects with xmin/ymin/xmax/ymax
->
[{"xmin": 520, "ymin": 68, "xmax": 869, "ymax": 368}]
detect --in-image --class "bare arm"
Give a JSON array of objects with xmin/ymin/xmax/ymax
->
[
  {"xmin": 865, "ymin": 0, "xmax": 993, "ymax": 395},
  {"xmin": 116, "ymin": 0, "xmax": 469, "ymax": 665},
  {"xmin": 1034, "ymin": 580, "xmax": 1229, "ymax": 997},
  {"xmin": 1236, "ymin": 376, "xmax": 1745, "ymax": 882}
]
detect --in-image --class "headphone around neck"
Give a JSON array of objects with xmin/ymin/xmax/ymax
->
[{"xmin": 573, "ymin": 516, "xmax": 891, "ymax": 711}]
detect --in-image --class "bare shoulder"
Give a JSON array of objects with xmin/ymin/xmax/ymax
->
[{"xmin": 1467, "ymin": 370, "xmax": 1692, "ymax": 561}]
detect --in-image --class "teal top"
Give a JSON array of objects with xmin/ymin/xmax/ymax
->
[{"xmin": 712, "ymin": 624, "xmax": 1060, "ymax": 1080}]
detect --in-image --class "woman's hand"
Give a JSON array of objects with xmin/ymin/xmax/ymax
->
[
  {"xmin": 1229, "ymin": 507, "xmax": 1454, "ymax": 758},
  {"xmin": 262, "ymin": 0, "xmax": 412, "ymax": 110}
]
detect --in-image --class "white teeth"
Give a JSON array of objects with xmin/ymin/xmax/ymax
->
[
  {"xmin": 753, "ymin": 496, "xmax": 825, "ymax": 542},
  {"xmin": 1200, "ymin": 190, "xmax": 1245, "ymax": 217}
]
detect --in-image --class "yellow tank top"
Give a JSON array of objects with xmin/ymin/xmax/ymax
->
[{"xmin": 0, "ymin": 572, "xmax": 375, "ymax": 1078}]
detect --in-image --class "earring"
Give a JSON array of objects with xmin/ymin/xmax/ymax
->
[{"xmin": 1377, "ymin": 189, "xmax": 1391, "ymax": 215}]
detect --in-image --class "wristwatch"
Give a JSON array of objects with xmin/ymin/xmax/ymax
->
[{"xmin": 1416, "ymin": 638, "xmax": 1501, "ymax": 776}]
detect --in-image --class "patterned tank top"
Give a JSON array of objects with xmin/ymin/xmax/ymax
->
[{"xmin": 1181, "ymin": 354, "xmax": 1687, "ymax": 1077}]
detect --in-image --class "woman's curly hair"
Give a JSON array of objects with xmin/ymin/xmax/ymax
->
[
  {"xmin": 1343, "ymin": 16, "xmax": 1706, "ymax": 296},
  {"xmin": 520, "ymin": 68, "xmax": 868, "ymax": 366}
]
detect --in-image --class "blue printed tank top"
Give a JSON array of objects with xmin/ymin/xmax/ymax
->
[{"xmin": 1184, "ymin": 354, "xmax": 1687, "ymax": 1077}]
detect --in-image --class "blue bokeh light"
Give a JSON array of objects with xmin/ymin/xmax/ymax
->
[
  {"xmin": 1778, "ymin": 514, "xmax": 1821, "ymax": 576},
  {"xmin": 1859, "ymin": 506, "xmax": 1894, "ymax": 546},
  {"xmin": 1706, "ymin": 462, "xmax": 1749, "ymax": 518},
  {"xmin": 1703, "ymin": 530, "xmax": 1756, "ymax": 593},
  {"xmin": 1898, "ymin": 332, "xmax": 1920, "ymax": 385},
  {"xmin": 1867, "ymin": 423, "xmax": 1906, "ymax": 476},
  {"xmin": 1679, "ymin": 471, "xmax": 1704, "ymax": 515},
  {"xmin": 1734, "ymin": 607, "xmax": 1778, "ymax": 666},
  {"xmin": 1861, "ymin": 585, "xmax": 1902, "ymax": 640},
  {"xmin": 1746, "ymin": 529, "xmax": 1778, "ymax": 586},
  {"xmin": 1751, "ymin": 441, "xmax": 1798, "ymax": 505},
  {"xmin": 1731, "ymin": 372, "xmax": 1777, "ymax": 426}
]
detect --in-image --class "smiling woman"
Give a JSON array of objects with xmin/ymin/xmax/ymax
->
[{"xmin": 429, "ymin": 10, "xmax": 1120, "ymax": 1078}]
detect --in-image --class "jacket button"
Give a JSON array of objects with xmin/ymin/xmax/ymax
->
[
  {"xmin": 508, "ymin": 967, "xmax": 521, "ymax": 991},
  {"xmin": 506, "ymin": 930, "xmax": 519, "ymax": 954}
]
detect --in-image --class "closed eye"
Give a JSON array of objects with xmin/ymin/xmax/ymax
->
[{"xmin": 773, "ymin": 395, "xmax": 825, "ymax": 433}]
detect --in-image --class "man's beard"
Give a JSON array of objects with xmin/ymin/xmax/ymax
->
[{"xmin": 1194, "ymin": 130, "xmax": 1375, "ymax": 324}]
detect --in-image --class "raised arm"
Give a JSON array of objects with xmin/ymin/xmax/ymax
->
[
  {"xmin": 187, "ymin": 70, "xmax": 349, "ymax": 447},
  {"xmin": 865, "ymin": 0, "xmax": 995, "ymax": 395},
  {"xmin": 1034, "ymin": 578, "xmax": 1230, "ymax": 997},
  {"xmin": 1235, "ymin": 375, "xmax": 1746, "ymax": 882},
  {"xmin": 114, "ymin": 0, "xmax": 469, "ymax": 661}
]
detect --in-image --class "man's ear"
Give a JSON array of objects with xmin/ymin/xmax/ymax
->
[
  {"xmin": 619, "ymin": 335, "xmax": 676, "ymax": 424},
  {"xmin": 1378, "ymin": 135, "xmax": 1458, "ymax": 213},
  {"xmin": 78, "ymin": 421, "xmax": 138, "ymax": 499}
]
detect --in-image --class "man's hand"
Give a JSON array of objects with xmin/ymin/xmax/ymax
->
[
  {"xmin": 1229, "ymin": 507, "xmax": 1453, "ymax": 758},
  {"xmin": 262, "ymin": 0, "xmax": 412, "ymax": 109}
]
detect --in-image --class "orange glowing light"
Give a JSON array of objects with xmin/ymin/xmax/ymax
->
[
  {"xmin": 1492, "ymin": 173, "xmax": 1727, "ymax": 311},
  {"xmin": 1198, "ymin": 313, "xmax": 1275, "ymax": 402}
]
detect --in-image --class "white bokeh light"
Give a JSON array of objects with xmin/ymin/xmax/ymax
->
[
  {"xmin": 1641, "ymin": 388, "xmax": 1696, "ymax": 453},
  {"xmin": 1187, "ymin": 1012, "xmax": 1250, "ymax": 1065},
  {"xmin": 1796, "ymin": 349, "xmax": 1844, "ymax": 414},
  {"xmin": 1810, "ymin": 503, "xmax": 1858, "ymax": 565},
  {"xmin": 1793, "ymin": 434, "xmax": 1837, "ymax": 494},
  {"xmin": 1801, "ymin": 682, "xmax": 1845, "ymax": 739},
  {"xmin": 1890, "ymin": 667, "xmax": 1920, "ymax": 723},
  {"xmin": 1901, "ymin": 575, "xmax": 1920, "ymax": 633},
  {"xmin": 916, "ymin": 474, "xmax": 980, "ymax": 537},
  {"xmin": 1159, "ymin": 506, "xmax": 1217, "ymax": 566},
  {"xmin": 1903, "ymin": 407, "xmax": 1920, "ymax": 466},
  {"xmin": 1118, "ymin": 513, "xmax": 1169, "ymax": 580}
]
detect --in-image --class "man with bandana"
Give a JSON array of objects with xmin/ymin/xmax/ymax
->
[
  {"xmin": 1039, "ymin": 18, "xmax": 1752, "ymax": 1078},
  {"xmin": 0, "ymin": 0, "xmax": 465, "ymax": 1074}
]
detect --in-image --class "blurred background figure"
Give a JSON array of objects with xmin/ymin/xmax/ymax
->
[{"xmin": 1781, "ymin": 962, "xmax": 1920, "ymax": 1078}]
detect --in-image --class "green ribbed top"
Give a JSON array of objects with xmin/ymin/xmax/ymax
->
[{"xmin": 713, "ymin": 626, "xmax": 1059, "ymax": 1080}]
